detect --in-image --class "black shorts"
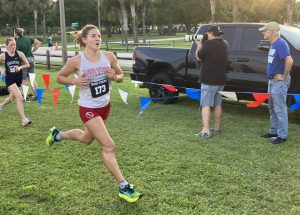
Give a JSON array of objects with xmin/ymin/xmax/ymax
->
[{"xmin": 6, "ymin": 75, "xmax": 22, "ymax": 88}]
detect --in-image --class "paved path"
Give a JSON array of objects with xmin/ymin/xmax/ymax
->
[
  {"xmin": 1, "ymin": 46, "xmax": 133, "ymax": 69},
  {"xmin": 1, "ymin": 36, "xmax": 185, "ymax": 69}
]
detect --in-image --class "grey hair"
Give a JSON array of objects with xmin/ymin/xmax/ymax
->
[{"xmin": 272, "ymin": 30, "xmax": 281, "ymax": 37}]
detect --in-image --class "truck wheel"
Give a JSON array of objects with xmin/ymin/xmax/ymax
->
[{"xmin": 149, "ymin": 73, "xmax": 179, "ymax": 104}]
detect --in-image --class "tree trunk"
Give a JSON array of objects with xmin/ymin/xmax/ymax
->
[
  {"xmin": 142, "ymin": 2, "xmax": 147, "ymax": 43},
  {"xmin": 16, "ymin": 16, "xmax": 20, "ymax": 27},
  {"xmin": 116, "ymin": 6, "xmax": 124, "ymax": 43},
  {"xmin": 43, "ymin": 11, "xmax": 46, "ymax": 38},
  {"xmin": 130, "ymin": 1, "xmax": 138, "ymax": 43},
  {"xmin": 34, "ymin": 9, "xmax": 38, "ymax": 37},
  {"xmin": 185, "ymin": 23, "xmax": 192, "ymax": 34},
  {"xmin": 232, "ymin": 0, "xmax": 238, "ymax": 22},
  {"xmin": 287, "ymin": 0, "xmax": 294, "ymax": 25},
  {"xmin": 210, "ymin": 0, "xmax": 216, "ymax": 23},
  {"xmin": 119, "ymin": 0, "xmax": 128, "ymax": 44},
  {"xmin": 97, "ymin": 0, "xmax": 101, "ymax": 33}
]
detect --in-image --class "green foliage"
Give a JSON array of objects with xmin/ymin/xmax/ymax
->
[
  {"xmin": 0, "ymin": 0, "xmax": 298, "ymax": 37},
  {"xmin": 0, "ymin": 70, "xmax": 299, "ymax": 214}
]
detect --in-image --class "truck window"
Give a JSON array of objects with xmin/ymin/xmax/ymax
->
[
  {"xmin": 241, "ymin": 27, "xmax": 264, "ymax": 52},
  {"xmin": 220, "ymin": 27, "xmax": 236, "ymax": 50}
]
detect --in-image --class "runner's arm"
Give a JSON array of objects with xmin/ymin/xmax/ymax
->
[
  {"xmin": 0, "ymin": 53, "xmax": 5, "ymax": 76},
  {"xmin": 17, "ymin": 52, "xmax": 30, "ymax": 71},
  {"xmin": 32, "ymin": 39, "xmax": 41, "ymax": 53},
  {"xmin": 57, "ymin": 56, "xmax": 89, "ymax": 87},
  {"xmin": 107, "ymin": 52, "xmax": 124, "ymax": 83}
]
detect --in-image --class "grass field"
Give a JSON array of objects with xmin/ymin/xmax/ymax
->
[{"xmin": 0, "ymin": 69, "xmax": 299, "ymax": 214}]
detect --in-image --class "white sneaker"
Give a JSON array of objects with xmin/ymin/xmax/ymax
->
[
  {"xmin": 195, "ymin": 131, "xmax": 212, "ymax": 138},
  {"xmin": 22, "ymin": 118, "xmax": 32, "ymax": 126}
]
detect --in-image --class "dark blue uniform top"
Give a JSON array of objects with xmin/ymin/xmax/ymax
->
[{"xmin": 5, "ymin": 51, "xmax": 23, "ymax": 87}]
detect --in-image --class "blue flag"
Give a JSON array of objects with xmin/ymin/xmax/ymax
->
[
  {"xmin": 65, "ymin": 84, "xmax": 70, "ymax": 92},
  {"xmin": 139, "ymin": 97, "xmax": 152, "ymax": 115},
  {"xmin": 289, "ymin": 95, "xmax": 300, "ymax": 110},
  {"xmin": 186, "ymin": 88, "xmax": 201, "ymax": 101},
  {"xmin": 1, "ymin": 74, "xmax": 5, "ymax": 84},
  {"xmin": 36, "ymin": 88, "xmax": 45, "ymax": 105}
]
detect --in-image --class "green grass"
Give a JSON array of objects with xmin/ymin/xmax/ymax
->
[{"xmin": 0, "ymin": 70, "xmax": 299, "ymax": 214}]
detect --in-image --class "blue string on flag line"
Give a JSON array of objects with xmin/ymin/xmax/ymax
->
[
  {"xmin": 1, "ymin": 72, "xmax": 296, "ymax": 96},
  {"xmin": 133, "ymin": 81, "xmax": 300, "ymax": 96}
]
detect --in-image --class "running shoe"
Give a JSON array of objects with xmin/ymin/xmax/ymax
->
[
  {"xmin": 119, "ymin": 184, "xmax": 142, "ymax": 203},
  {"xmin": 22, "ymin": 118, "xmax": 31, "ymax": 126},
  {"xmin": 260, "ymin": 133, "xmax": 277, "ymax": 138},
  {"xmin": 46, "ymin": 126, "xmax": 60, "ymax": 146},
  {"xmin": 195, "ymin": 131, "xmax": 212, "ymax": 138}
]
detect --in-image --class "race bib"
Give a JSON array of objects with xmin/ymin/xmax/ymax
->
[
  {"xmin": 9, "ymin": 67, "xmax": 16, "ymax": 73},
  {"xmin": 90, "ymin": 78, "xmax": 109, "ymax": 98}
]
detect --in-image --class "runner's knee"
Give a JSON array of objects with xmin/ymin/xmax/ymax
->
[
  {"xmin": 81, "ymin": 138, "xmax": 93, "ymax": 145},
  {"xmin": 102, "ymin": 140, "xmax": 116, "ymax": 153}
]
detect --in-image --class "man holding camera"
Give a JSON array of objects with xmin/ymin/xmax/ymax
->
[{"xmin": 195, "ymin": 25, "xmax": 229, "ymax": 138}]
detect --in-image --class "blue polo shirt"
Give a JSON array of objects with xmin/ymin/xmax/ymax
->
[{"xmin": 267, "ymin": 38, "xmax": 290, "ymax": 78}]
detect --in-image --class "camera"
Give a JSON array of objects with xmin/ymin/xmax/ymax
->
[{"xmin": 184, "ymin": 33, "xmax": 208, "ymax": 43}]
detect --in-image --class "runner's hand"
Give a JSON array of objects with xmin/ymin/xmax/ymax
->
[
  {"xmin": 107, "ymin": 68, "xmax": 116, "ymax": 80},
  {"xmin": 73, "ymin": 76, "xmax": 89, "ymax": 87},
  {"xmin": 15, "ymin": 66, "xmax": 21, "ymax": 72}
]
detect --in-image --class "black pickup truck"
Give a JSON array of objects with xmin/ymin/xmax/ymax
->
[{"xmin": 130, "ymin": 23, "xmax": 300, "ymax": 119}]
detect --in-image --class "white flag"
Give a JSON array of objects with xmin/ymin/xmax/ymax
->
[
  {"xmin": 28, "ymin": 73, "xmax": 36, "ymax": 88},
  {"xmin": 118, "ymin": 88, "xmax": 128, "ymax": 104},
  {"xmin": 68, "ymin": 85, "xmax": 76, "ymax": 103},
  {"xmin": 21, "ymin": 85, "xmax": 29, "ymax": 102},
  {"xmin": 131, "ymin": 80, "xmax": 143, "ymax": 87},
  {"xmin": 219, "ymin": 91, "xmax": 237, "ymax": 101}
]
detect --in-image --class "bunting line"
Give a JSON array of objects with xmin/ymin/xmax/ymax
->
[{"xmin": 1, "ymin": 73, "xmax": 300, "ymax": 113}]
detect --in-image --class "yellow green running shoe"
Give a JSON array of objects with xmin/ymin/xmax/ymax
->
[
  {"xmin": 45, "ymin": 126, "xmax": 60, "ymax": 146},
  {"xmin": 119, "ymin": 184, "xmax": 142, "ymax": 203}
]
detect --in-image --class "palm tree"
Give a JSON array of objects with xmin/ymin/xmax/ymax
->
[
  {"xmin": 40, "ymin": 0, "xmax": 56, "ymax": 37},
  {"xmin": 118, "ymin": 0, "xmax": 128, "ymax": 43},
  {"xmin": 129, "ymin": 0, "xmax": 138, "ymax": 43},
  {"xmin": 140, "ymin": 0, "xmax": 150, "ymax": 43},
  {"xmin": 25, "ymin": 0, "xmax": 43, "ymax": 37},
  {"xmin": 97, "ymin": 0, "xmax": 101, "ymax": 32},
  {"xmin": 286, "ymin": 0, "xmax": 295, "ymax": 25},
  {"xmin": 3, "ymin": 0, "xmax": 27, "ymax": 27},
  {"xmin": 210, "ymin": 0, "xmax": 217, "ymax": 22}
]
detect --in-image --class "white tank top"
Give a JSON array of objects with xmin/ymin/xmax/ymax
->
[{"xmin": 78, "ymin": 51, "xmax": 111, "ymax": 108}]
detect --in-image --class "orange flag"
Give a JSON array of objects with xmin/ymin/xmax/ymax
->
[
  {"xmin": 52, "ymin": 88, "xmax": 60, "ymax": 106},
  {"xmin": 42, "ymin": 73, "xmax": 50, "ymax": 90},
  {"xmin": 247, "ymin": 93, "xmax": 271, "ymax": 108},
  {"xmin": 161, "ymin": 84, "xmax": 178, "ymax": 92}
]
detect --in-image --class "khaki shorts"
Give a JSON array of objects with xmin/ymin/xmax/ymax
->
[{"xmin": 22, "ymin": 57, "xmax": 35, "ymax": 79}]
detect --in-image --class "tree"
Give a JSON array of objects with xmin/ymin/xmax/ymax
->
[
  {"xmin": 140, "ymin": 0, "xmax": 151, "ymax": 42},
  {"xmin": 210, "ymin": 0, "xmax": 216, "ymax": 22},
  {"xmin": 43, "ymin": 0, "xmax": 56, "ymax": 36},
  {"xmin": 118, "ymin": 0, "xmax": 129, "ymax": 43},
  {"xmin": 97, "ymin": 0, "xmax": 101, "ymax": 31},
  {"xmin": 3, "ymin": 0, "xmax": 27, "ymax": 27},
  {"xmin": 176, "ymin": 0, "xmax": 209, "ymax": 34},
  {"xmin": 286, "ymin": 0, "xmax": 295, "ymax": 25},
  {"xmin": 152, "ymin": 0, "xmax": 177, "ymax": 35},
  {"xmin": 129, "ymin": 0, "xmax": 138, "ymax": 43}
]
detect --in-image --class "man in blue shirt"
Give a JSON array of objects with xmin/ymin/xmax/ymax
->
[{"xmin": 259, "ymin": 22, "xmax": 293, "ymax": 144}]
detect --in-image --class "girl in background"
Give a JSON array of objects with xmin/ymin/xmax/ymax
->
[{"xmin": 0, "ymin": 37, "xmax": 31, "ymax": 126}]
